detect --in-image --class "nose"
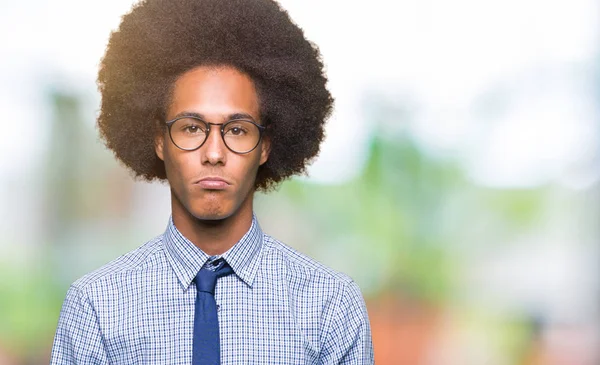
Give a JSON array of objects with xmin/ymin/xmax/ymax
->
[{"xmin": 201, "ymin": 124, "xmax": 227, "ymax": 165}]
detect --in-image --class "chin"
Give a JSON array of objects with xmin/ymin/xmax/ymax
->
[
  {"xmin": 193, "ymin": 211, "xmax": 230, "ymax": 221},
  {"xmin": 188, "ymin": 199, "xmax": 235, "ymax": 221},
  {"xmin": 189, "ymin": 206, "xmax": 230, "ymax": 221}
]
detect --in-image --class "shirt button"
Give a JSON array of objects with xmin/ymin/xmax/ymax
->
[{"xmin": 217, "ymin": 305, "xmax": 221, "ymax": 312}]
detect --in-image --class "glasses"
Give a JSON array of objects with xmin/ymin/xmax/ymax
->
[{"xmin": 165, "ymin": 116, "xmax": 266, "ymax": 154}]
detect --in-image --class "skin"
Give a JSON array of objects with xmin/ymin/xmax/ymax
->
[{"xmin": 155, "ymin": 65, "xmax": 270, "ymax": 255}]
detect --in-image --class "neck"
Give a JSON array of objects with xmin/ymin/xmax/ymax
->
[{"xmin": 170, "ymin": 192, "xmax": 254, "ymax": 256}]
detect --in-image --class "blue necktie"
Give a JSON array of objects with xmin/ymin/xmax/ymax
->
[{"xmin": 193, "ymin": 260, "xmax": 233, "ymax": 365}]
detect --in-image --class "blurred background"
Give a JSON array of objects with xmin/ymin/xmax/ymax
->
[{"xmin": 1, "ymin": 0, "xmax": 599, "ymax": 364}]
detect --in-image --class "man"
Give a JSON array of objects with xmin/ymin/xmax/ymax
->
[{"xmin": 51, "ymin": 0, "xmax": 373, "ymax": 364}]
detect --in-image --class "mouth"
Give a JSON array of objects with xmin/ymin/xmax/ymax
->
[{"xmin": 194, "ymin": 177, "xmax": 231, "ymax": 190}]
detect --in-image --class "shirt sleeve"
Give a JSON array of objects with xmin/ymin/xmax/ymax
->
[
  {"xmin": 320, "ymin": 281, "xmax": 374, "ymax": 365},
  {"xmin": 50, "ymin": 285, "xmax": 109, "ymax": 365}
]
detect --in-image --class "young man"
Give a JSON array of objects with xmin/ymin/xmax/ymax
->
[{"xmin": 51, "ymin": 0, "xmax": 373, "ymax": 364}]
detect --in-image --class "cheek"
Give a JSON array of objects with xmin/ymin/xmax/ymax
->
[
  {"xmin": 164, "ymin": 147, "xmax": 198, "ymax": 180},
  {"xmin": 230, "ymin": 155, "xmax": 261, "ymax": 189},
  {"xmin": 243, "ymin": 154, "xmax": 262, "ymax": 178}
]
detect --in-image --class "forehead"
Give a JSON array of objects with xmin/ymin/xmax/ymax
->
[{"xmin": 168, "ymin": 65, "xmax": 260, "ymax": 121}]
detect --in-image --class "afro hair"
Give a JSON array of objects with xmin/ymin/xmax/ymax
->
[{"xmin": 97, "ymin": 0, "xmax": 333, "ymax": 191}]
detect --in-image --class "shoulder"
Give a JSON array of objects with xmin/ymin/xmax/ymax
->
[
  {"xmin": 260, "ymin": 234, "xmax": 372, "ymax": 358},
  {"xmin": 71, "ymin": 234, "xmax": 165, "ymax": 292},
  {"xmin": 262, "ymin": 234, "xmax": 353, "ymax": 281},
  {"xmin": 260, "ymin": 234, "xmax": 360, "ymax": 295}
]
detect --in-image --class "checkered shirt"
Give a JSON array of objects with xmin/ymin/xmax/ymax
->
[{"xmin": 50, "ymin": 215, "xmax": 374, "ymax": 364}]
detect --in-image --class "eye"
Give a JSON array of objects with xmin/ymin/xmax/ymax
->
[
  {"xmin": 175, "ymin": 118, "xmax": 207, "ymax": 135},
  {"xmin": 229, "ymin": 127, "xmax": 246, "ymax": 136},
  {"xmin": 184, "ymin": 125, "xmax": 200, "ymax": 133},
  {"xmin": 224, "ymin": 122, "xmax": 249, "ymax": 136}
]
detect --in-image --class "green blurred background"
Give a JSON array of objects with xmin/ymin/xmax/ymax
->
[{"xmin": 1, "ymin": 0, "xmax": 599, "ymax": 364}]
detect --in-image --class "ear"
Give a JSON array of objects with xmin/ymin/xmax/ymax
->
[
  {"xmin": 155, "ymin": 130, "xmax": 165, "ymax": 161},
  {"xmin": 259, "ymin": 135, "xmax": 271, "ymax": 166}
]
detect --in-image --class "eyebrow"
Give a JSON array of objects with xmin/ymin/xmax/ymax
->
[{"xmin": 172, "ymin": 111, "xmax": 257, "ymax": 122}]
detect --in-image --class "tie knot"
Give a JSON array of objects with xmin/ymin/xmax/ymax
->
[{"xmin": 195, "ymin": 260, "xmax": 233, "ymax": 295}]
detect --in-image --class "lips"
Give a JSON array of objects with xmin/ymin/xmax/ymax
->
[{"xmin": 195, "ymin": 177, "xmax": 231, "ymax": 190}]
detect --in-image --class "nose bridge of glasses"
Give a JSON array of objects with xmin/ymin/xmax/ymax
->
[
  {"xmin": 206, "ymin": 122, "xmax": 226, "ymax": 131},
  {"xmin": 204, "ymin": 122, "xmax": 227, "ymax": 148}
]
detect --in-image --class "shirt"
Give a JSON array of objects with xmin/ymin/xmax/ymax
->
[{"xmin": 50, "ymin": 215, "xmax": 374, "ymax": 364}]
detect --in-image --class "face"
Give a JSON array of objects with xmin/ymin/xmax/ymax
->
[{"xmin": 155, "ymin": 66, "xmax": 270, "ymax": 221}]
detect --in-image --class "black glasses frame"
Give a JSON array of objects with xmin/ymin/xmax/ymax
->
[{"xmin": 165, "ymin": 116, "xmax": 266, "ymax": 154}]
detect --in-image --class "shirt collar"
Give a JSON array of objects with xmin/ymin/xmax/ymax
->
[{"xmin": 163, "ymin": 214, "xmax": 264, "ymax": 290}]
